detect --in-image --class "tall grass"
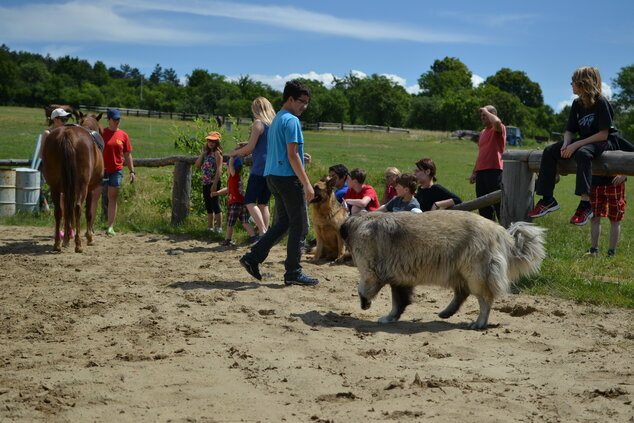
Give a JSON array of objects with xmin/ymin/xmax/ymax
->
[{"xmin": 1, "ymin": 106, "xmax": 632, "ymax": 308}]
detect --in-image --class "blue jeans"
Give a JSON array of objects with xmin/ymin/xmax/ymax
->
[{"xmin": 244, "ymin": 175, "xmax": 308, "ymax": 279}]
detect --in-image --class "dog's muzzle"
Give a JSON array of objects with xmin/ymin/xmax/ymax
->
[{"xmin": 359, "ymin": 295, "xmax": 372, "ymax": 310}]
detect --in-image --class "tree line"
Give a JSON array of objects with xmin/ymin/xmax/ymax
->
[{"xmin": 0, "ymin": 44, "xmax": 632, "ymax": 139}]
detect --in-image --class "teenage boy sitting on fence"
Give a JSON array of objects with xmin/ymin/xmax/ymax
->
[{"xmin": 212, "ymin": 153, "xmax": 257, "ymax": 247}]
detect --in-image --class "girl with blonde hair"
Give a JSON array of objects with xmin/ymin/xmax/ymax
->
[
  {"xmin": 381, "ymin": 167, "xmax": 401, "ymax": 204},
  {"xmin": 529, "ymin": 66, "xmax": 615, "ymax": 225},
  {"xmin": 229, "ymin": 96, "xmax": 276, "ymax": 237}
]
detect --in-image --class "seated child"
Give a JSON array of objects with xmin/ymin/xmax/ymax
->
[
  {"xmin": 212, "ymin": 154, "xmax": 257, "ymax": 247},
  {"xmin": 343, "ymin": 168, "xmax": 380, "ymax": 214},
  {"xmin": 381, "ymin": 167, "xmax": 401, "ymax": 204},
  {"xmin": 377, "ymin": 173, "xmax": 420, "ymax": 212},
  {"xmin": 413, "ymin": 158, "xmax": 462, "ymax": 212},
  {"xmin": 328, "ymin": 164, "xmax": 349, "ymax": 204}
]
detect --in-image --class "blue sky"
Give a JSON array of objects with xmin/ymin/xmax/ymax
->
[{"xmin": 1, "ymin": 0, "xmax": 633, "ymax": 111}]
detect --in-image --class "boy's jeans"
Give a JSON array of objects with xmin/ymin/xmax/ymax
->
[{"xmin": 245, "ymin": 175, "xmax": 308, "ymax": 279}]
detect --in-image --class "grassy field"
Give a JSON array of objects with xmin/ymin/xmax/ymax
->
[{"xmin": 1, "ymin": 106, "xmax": 632, "ymax": 308}]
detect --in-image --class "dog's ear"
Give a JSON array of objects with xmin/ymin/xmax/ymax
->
[
  {"xmin": 326, "ymin": 176, "xmax": 336, "ymax": 191},
  {"xmin": 320, "ymin": 175, "xmax": 329, "ymax": 182}
]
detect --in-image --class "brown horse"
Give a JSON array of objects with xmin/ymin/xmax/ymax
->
[{"xmin": 41, "ymin": 119, "xmax": 104, "ymax": 252}]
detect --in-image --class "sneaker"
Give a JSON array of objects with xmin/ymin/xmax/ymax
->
[
  {"xmin": 584, "ymin": 247, "xmax": 599, "ymax": 257},
  {"xmin": 214, "ymin": 228, "xmax": 223, "ymax": 234},
  {"xmin": 239, "ymin": 255, "xmax": 262, "ymax": 281},
  {"xmin": 221, "ymin": 239, "xmax": 236, "ymax": 247},
  {"xmin": 607, "ymin": 249, "xmax": 615, "ymax": 257},
  {"xmin": 569, "ymin": 208, "xmax": 593, "ymax": 226},
  {"xmin": 207, "ymin": 227, "xmax": 214, "ymax": 232},
  {"xmin": 284, "ymin": 273, "xmax": 319, "ymax": 286},
  {"xmin": 106, "ymin": 227, "xmax": 116, "ymax": 236},
  {"xmin": 528, "ymin": 198, "xmax": 560, "ymax": 218}
]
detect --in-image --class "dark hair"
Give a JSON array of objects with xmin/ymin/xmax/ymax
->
[
  {"xmin": 415, "ymin": 158, "xmax": 437, "ymax": 182},
  {"xmin": 349, "ymin": 168, "xmax": 367, "ymax": 184},
  {"xmin": 328, "ymin": 164, "xmax": 349, "ymax": 179},
  {"xmin": 396, "ymin": 173, "xmax": 418, "ymax": 194},
  {"xmin": 283, "ymin": 79, "xmax": 311, "ymax": 103}
]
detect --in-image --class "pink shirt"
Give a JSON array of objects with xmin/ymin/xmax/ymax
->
[{"xmin": 476, "ymin": 126, "xmax": 506, "ymax": 171}]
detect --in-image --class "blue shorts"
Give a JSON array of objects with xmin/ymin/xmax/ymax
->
[
  {"xmin": 244, "ymin": 174, "xmax": 271, "ymax": 205},
  {"xmin": 102, "ymin": 170, "xmax": 123, "ymax": 188}
]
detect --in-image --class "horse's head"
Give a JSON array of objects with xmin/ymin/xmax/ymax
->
[{"xmin": 79, "ymin": 111, "xmax": 103, "ymax": 132}]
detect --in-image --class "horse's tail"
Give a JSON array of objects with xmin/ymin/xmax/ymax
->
[{"xmin": 60, "ymin": 130, "xmax": 77, "ymax": 230}]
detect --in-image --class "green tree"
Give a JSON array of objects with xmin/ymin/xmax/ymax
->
[
  {"xmin": 92, "ymin": 61, "xmax": 110, "ymax": 86},
  {"xmin": 485, "ymin": 68, "xmax": 544, "ymax": 107},
  {"xmin": 418, "ymin": 57, "xmax": 472, "ymax": 96},
  {"xmin": 149, "ymin": 64, "xmax": 163, "ymax": 85},
  {"xmin": 0, "ymin": 45, "xmax": 19, "ymax": 104}
]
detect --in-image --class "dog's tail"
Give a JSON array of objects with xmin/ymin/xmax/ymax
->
[{"xmin": 506, "ymin": 222, "xmax": 547, "ymax": 281}]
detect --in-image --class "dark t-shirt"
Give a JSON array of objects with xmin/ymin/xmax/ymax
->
[
  {"xmin": 592, "ymin": 175, "xmax": 615, "ymax": 186},
  {"xmin": 566, "ymin": 96, "xmax": 614, "ymax": 139},
  {"xmin": 415, "ymin": 184, "xmax": 462, "ymax": 212}
]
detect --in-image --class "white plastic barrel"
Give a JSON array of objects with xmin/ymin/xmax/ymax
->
[
  {"xmin": 15, "ymin": 168, "xmax": 40, "ymax": 213},
  {"xmin": 0, "ymin": 169, "xmax": 16, "ymax": 217}
]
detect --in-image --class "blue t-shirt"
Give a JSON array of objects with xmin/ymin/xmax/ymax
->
[
  {"xmin": 264, "ymin": 110, "xmax": 304, "ymax": 177},
  {"xmin": 334, "ymin": 184, "xmax": 348, "ymax": 203},
  {"xmin": 250, "ymin": 123, "xmax": 268, "ymax": 176}
]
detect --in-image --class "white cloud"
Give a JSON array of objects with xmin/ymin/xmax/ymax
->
[
  {"xmin": 0, "ymin": 2, "xmax": 218, "ymax": 45},
  {"xmin": 472, "ymin": 74, "xmax": 485, "ymax": 87},
  {"xmin": 602, "ymin": 82, "xmax": 613, "ymax": 99},
  {"xmin": 107, "ymin": 0, "xmax": 488, "ymax": 44},
  {"xmin": 233, "ymin": 69, "xmax": 420, "ymax": 94}
]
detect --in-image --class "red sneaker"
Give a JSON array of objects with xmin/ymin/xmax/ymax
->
[
  {"xmin": 528, "ymin": 199, "xmax": 560, "ymax": 218},
  {"xmin": 570, "ymin": 208, "xmax": 593, "ymax": 225}
]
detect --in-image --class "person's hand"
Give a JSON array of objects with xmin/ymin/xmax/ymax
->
[
  {"xmin": 613, "ymin": 175, "xmax": 627, "ymax": 185},
  {"xmin": 303, "ymin": 153, "xmax": 312, "ymax": 163},
  {"xmin": 469, "ymin": 172, "xmax": 476, "ymax": 184},
  {"xmin": 210, "ymin": 191, "xmax": 217, "ymax": 197},
  {"xmin": 130, "ymin": 172, "xmax": 136, "ymax": 184},
  {"xmin": 303, "ymin": 183, "xmax": 315, "ymax": 202},
  {"xmin": 560, "ymin": 143, "xmax": 578, "ymax": 159}
]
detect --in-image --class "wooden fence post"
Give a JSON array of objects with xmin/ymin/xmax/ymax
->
[
  {"xmin": 500, "ymin": 160, "xmax": 535, "ymax": 228},
  {"xmin": 171, "ymin": 160, "xmax": 192, "ymax": 226}
]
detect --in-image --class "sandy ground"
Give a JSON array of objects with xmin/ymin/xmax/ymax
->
[{"xmin": 0, "ymin": 224, "xmax": 632, "ymax": 423}]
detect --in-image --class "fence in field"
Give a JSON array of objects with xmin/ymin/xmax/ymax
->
[
  {"xmin": 4, "ymin": 150, "xmax": 634, "ymax": 227},
  {"xmin": 79, "ymin": 106, "xmax": 410, "ymax": 134}
]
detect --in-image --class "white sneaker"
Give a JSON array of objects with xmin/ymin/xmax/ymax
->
[{"xmin": 214, "ymin": 228, "xmax": 223, "ymax": 233}]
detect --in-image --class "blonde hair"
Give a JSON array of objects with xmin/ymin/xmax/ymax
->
[
  {"xmin": 572, "ymin": 67, "xmax": 603, "ymax": 108},
  {"xmin": 385, "ymin": 167, "xmax": 401, "ymax": 177},
  {"xmin": 251, "ymin": 96, "xmax": 276, "ymax": 126}
]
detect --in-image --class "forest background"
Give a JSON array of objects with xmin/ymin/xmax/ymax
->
[{"xmin": 1, "ymin": 44, "xmax": 633, "ymax": 140}]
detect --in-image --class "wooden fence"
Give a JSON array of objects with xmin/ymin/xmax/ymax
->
[
  {"xmin": 302, "ymin": 122, "xmax": 409, "ymax": 133},
  {"xmin": 7, "ymin": 150, "xmax": 634, "ymax": 228}
]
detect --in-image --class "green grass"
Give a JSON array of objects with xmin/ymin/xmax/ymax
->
[{"xmin": 1, "ymin": 106, "xmax": 632, "ymax": 308}]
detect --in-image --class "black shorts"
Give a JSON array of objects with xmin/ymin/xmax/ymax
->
[
  {"xmin": 203, "ymin": 183, "xmax": 222, "ymax": 214},
  {"xmin": 244, "ymin": 174, "xmax": 271, "ymax": 205}
]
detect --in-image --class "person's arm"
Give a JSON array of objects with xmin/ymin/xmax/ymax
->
[
  {"xmin": 210, "ymin": 187, "xmax": 228, "ymax": 197},
  {"xmin": 228, "ymin": 156, "xmax": 236, "ymax": 177},
  {"xmin": 431, "ymin": 198, "xmax": 456, "ymax": 210},
  {"xmin": 39, "ymin": 130, "xmax": 50, "ymax": 160},
  {"xmin": 561, "ymin": 129, "xmax": 609, "ymax": 158},
  {"xmin": 230, "ymin": 120, "xmax": 264, "ymax": 157},
  {"xmin": 194, "ymin": 146, "xmax": 207, "ymax": 168},
  {"xmin": 211, "ymin": 150, "xmax": 223, "ymax": 191},
  {"xmin": 480, "ymin": 107, "xmax": 503, "ymax": 133},
  {"xmin": 123, "ymin": 151, "xmax": 136, "ymax": 183},
  {"xmin": 287, "ymin": 142, "xmax": 314, "ymax": 202},
  {"xmin": 345, "ymin": 196, "xmax": 372, "ymax": 208}
]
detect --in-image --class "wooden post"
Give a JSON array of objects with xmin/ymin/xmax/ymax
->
[
  {"xmin": 500, "ymin": 160, "xmax": 535, "ymax": 228},
  {"xmin": 171, "ymin": 160, "xmax": 191, "ymax": 226}
]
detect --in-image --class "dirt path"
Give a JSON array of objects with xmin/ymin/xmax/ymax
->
[{"xmin": 0, "ymin": 225, "xmax": 632, "ymax": 422}]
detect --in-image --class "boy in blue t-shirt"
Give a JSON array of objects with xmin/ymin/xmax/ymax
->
[{"xmin": 239, "ymin": 80, "xmax": 318, "ymax": 287}]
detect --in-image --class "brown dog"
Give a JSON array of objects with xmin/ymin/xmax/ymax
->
[{"xmin": 310, "ymin": 178, "xmax": 349, "ymax": 263}]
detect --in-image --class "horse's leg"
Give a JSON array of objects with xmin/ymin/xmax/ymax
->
[
  {"xmin": 86, "ymin": 189, "xmax": 94, "ymax": 246},
  {"xmin": 51, "ymin": 189, "xmax": 62, "ymax": 251},
  {"xmin": 74, "ymin": 199, "xmax": 83, "ymax": 253}
]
